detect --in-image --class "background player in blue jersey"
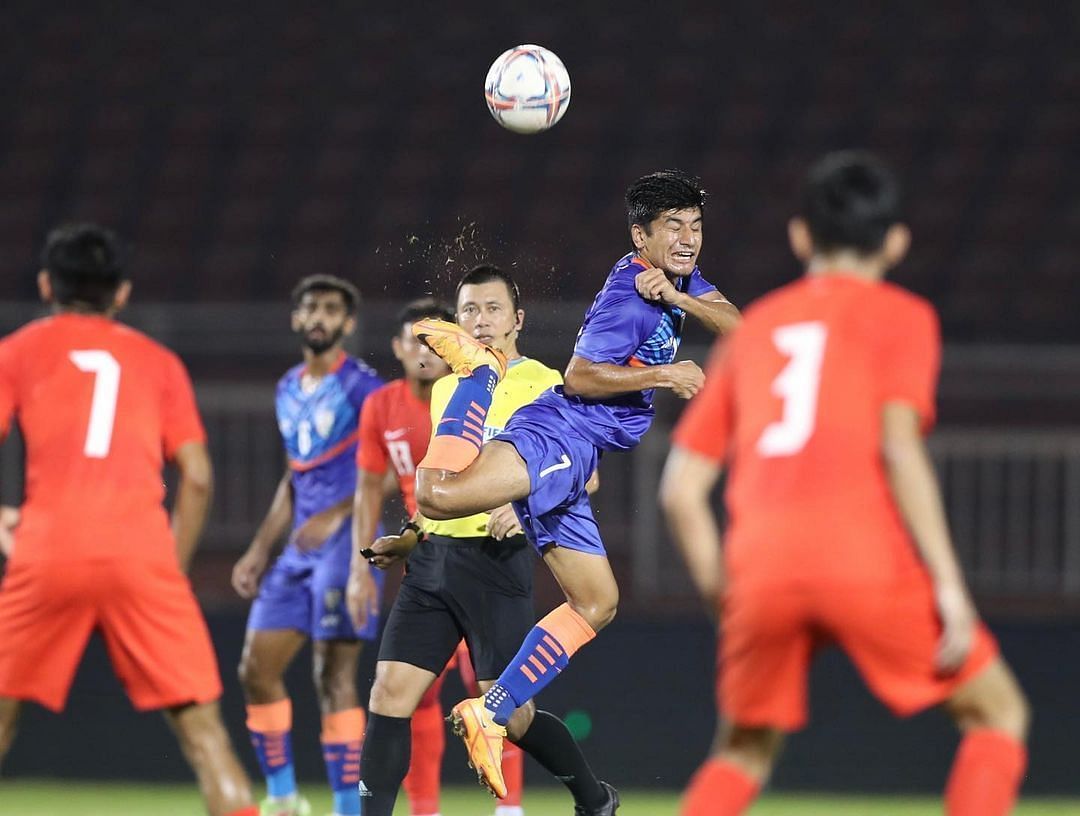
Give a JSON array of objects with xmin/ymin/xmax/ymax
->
[
  {"xmin": 400, "ymin": 171, "xmax": 742, "ymax": 797},
  {"xmin": 231, "ymin": 275, "xmax": 383, "ymax": 816}
]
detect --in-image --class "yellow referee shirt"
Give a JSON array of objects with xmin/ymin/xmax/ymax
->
[{"xmin": 422, "ymin": 356, "xmax": 562, "ymax": 538}]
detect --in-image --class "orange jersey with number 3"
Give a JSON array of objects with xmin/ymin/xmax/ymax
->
[
  {"xmin": 674, "ymin": 275, "xmax": 941, "ymax": 589},
  {"xmin": 356, "ymin": 378, "xmax": 432, "ymax": 517},
  {"xmin": 0, "ymin": 314, "xmax": 205, "ymax": 562}
]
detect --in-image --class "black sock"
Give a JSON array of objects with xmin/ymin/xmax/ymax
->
[
  {"xmin": 358, "ymin": 712, "xmax": 411, "ymax": 816},
  {"xmin": 514, "ymin": 709, "xmax": 607, "ymax": 810}
]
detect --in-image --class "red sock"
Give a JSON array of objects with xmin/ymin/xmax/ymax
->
[
  {"xmin": 945, "ymin": 729, "xmax": 1026, "ymax": 816},
  {"xmin": 498, "ymin": 742, "xmax": 524, "ymax": 807},
  {"xmin": 682, "ymin": 758, "xmax": 759, "ymax": 816},
  {"xmin": 403, "ymin": 697, "xmax": 446, "ymax": 815},
  {"xmin": 226, "ymin": 808, "xmax": 259, "ymax": 816}
]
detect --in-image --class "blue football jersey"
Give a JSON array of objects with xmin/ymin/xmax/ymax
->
[
  {"xmin": 542, "ymin": 252, "xmax": 716, "ymax": 451},
  {"xmin": 275, "ymin": 352, "xmax": 383, "ymax": 529}
]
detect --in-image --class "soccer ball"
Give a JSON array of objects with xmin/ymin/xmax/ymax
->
[{"xmin": 484, "ymin": 45, "xmax": 571, "ymax": 134}]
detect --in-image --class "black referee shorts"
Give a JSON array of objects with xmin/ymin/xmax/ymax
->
[{"xmin": 377, "ymin": 532, "xmax": 535, "ymax": 680}]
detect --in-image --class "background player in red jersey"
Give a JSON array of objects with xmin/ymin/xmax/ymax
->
[
  {"xmin": 348, "ymin": 296, "xmax": 456, "ymax": 816},
  {"xmin": 660, "ymin": 153, "xmax": 1030, "ymax": 816},
  {"xmin": 0, "ymin": 224, "xmax": 257, "ymax": 816}
]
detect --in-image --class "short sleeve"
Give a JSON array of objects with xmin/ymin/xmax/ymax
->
[
  {"xmin": 573, "ymin": 290, "xmax": 661, "ymax": 365},
  {"xmin": 877, "ymin": 298, "xmax": 940, "ymax": 430},
  {"xmin": 685, "ymin": 268, "xmax": 718, "ymax": 298},
  {"xmin": 0, "ymin": 336, "xmax": 19, "ymax": 438},
  {"xmin": 356, "ymin": 392, "xmax": 388, "ymax": 474},
  {"xmin": 671, "ymin": 336, "xmax": 735, "ymax": 462},
  {"xmin": 162, "ymin": 353, "xmax": 206, "ymax": 458}
]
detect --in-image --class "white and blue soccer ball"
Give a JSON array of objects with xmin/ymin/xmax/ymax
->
[{"xmin": 484, "ymin": 44, "xmax": 571, "ymax": 134}]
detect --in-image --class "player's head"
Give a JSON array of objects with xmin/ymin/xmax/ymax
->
[
  {"xmin": 290, "ymin": 274, "xmax": 359, "ymax": 355},
  {"xmin": 455, "ymin": 265, "xmax": 524, "ymax": 357},
  {"xmin": 393, "ymin": 297, "xmax": 453, "ymax": 383},
  {"xmin": 626, "ymin": 170, "xmax": 706, "ymax": 277},
  {"xmin": 38, "ymin": 223, "xmax": 130, "ymax": 314},
  {"xmin": 789, "ymin": 151, "xmax": 910, "ymax": 274}
]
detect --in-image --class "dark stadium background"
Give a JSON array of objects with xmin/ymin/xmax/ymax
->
[{"xmin": 0, "ymin": 0, "xmax": 1078, "ymax": 799}]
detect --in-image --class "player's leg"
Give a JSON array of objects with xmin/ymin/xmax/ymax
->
[
  {"xmin": 97, "ymin": 561, "xmax": 257, "ymax": 816},
  {"xmin": 942, "ymin": 657, "xmax": 1030, "ymax": 816},
  {"xmin": 474, "ymin": 546, "xmax": 617, "ymax": 729},
  {"xmin": 0, "ymin": 697, "xmax": 21, "ymax": 771},
  {"xmin": 165, "ymin": 700, "xmax": 258, "ymax": 816},
  {"xmin": 312, "ymin": 639, "xmax": 366, "ymax": 816},
  {"xmin": 682, "ymin": 723, "xmax": 783, "ymax": 816},
  {"xmin": 239, "ymin": 554, "xmax": 315, "ymax": 815},
  {"xmin": 402, "ymin": 670, "xmax": 447, "ymax": 816},
  {"xmin": 360, "ymin": 580, "xmax": 462, "ymax": 816},
  {"xmin": 823, "ymin": 580, "xmax": 1025, "ymax": 816},
  {"xmin": 416, "ymin": 440, "xmax": 531, "ymax": 521},
  {"xmin": 238, "ymin": 628, "xmax": 309, "ymax": 814},
  {"xmin": 309, "ymin": 533, "xmax": 383, "ymax": 816}
]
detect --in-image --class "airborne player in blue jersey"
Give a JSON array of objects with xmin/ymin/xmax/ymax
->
[
  {"xmin": 231, "ymin": 275, "xmax": 383, "ymax": 816},
  {"xmin": 362, "ymin": 172, "xmax": 741, "ymax": 805}
]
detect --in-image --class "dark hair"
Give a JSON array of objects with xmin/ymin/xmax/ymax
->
[
  {"xmin": 40, "ymin": 223, "xmax": 126, "ymax": 311},
  {"xmin": 291, "ymin": 274, "xmax": 360, "ymax": 314},
  {"xmin": 455, "ymin": 265, "xmax": 521, "ymax": 312},
  {"xmin": 397, "ymin": 296, "xmax": 454, "ymax": 330},
  {"xmin": 626, "ymin": 170, "xmax": 707, "ymax": 231},
  {"xmin": 801, "ymin": 151, "xmax": 902, "ymax": 254}
]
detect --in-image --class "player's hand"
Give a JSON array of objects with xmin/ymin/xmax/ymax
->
[
  {"xmin": 486, "ymin": 504, "xmax": 523, "ymax": 540},
  {"xmin": 346, "ymin": 564, "xmax": 378, "ymax": 631},
  {"xmin": 934, "ymin": 582, "xmax": 978, "ymax": 675},
  {"xmin": 231, "ymin": 546, "xmax": 270, "ymax": 599},
  {"xmin": 662, "ymin": 360, "xmax": 705, "ymax": 399},
  {"xmin": 635, "ymin": 268, "xmax": 682, "ymax": 305},
  {"xmin": 0, "ymin": 505, "xmax": 19, "ymax": 559},
  {"xmin": 290, "ymin": 507, "xmax": 346, "ymax": 552}
]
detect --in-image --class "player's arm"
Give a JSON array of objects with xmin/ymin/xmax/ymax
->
[
  {"xmin": 351, "ymin": 467, "xmax": 387, "ymax": 563},
  {"xmin": 171, "ymin": 441, "xmax": 214, "ymax": 572},
  {"xmin": 881, "ymin": 401, "xmax": 978, "ymax": 673},
  {"xmin": 232, "ymin": 467, "xmax": 292, "ymax": 598},
  {"xmin": 634, "ymin": 268, "xmax": 741, "ymax": 335},
  {"xmin": 563, "ymin": 355, "xmax": 704, "ymax": 401},
  {"xmin": 659, "ymin": 446, "xmax": 724, "ymax": 614}
]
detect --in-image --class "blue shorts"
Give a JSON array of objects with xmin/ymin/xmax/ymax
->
[
  {"xmin": 496, "ymin": 401, "xmax": 604, "ymax": 556},
  {"xmin": 247, "ymin": 523, "xmax": 384, "ymax": 641}
]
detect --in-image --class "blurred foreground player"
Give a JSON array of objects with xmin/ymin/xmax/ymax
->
[
  {"xmin": 231, "ymin": 276, "xmax": 383, "ymax": 816},
  {"xmin": 661, "ymin": 152, "xmax": 1030, "ymax": 816},
  {"xmin": 0, "ymin": 224, "xmax": 257, "ymax": 816}
]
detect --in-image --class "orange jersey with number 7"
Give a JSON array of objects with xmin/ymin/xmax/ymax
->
[
  {"xmin": 674, "ymin": 275, "xmax": 940, "ymax": 589},
  {"xmin": 0, "ymin": 313, "xmax": 205, "ymax": 562}
]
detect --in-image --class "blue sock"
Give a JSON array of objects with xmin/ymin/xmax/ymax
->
[{"xmin": 323, "ymin": 709, "xmax": 365, "ymax": 816}]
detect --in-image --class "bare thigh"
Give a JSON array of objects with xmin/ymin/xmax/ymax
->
[{"xmin": 417, "ymin": 441, "xmax": 531, "ymax": 520}]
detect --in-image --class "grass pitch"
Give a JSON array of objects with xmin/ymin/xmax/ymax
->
[{"xmin": 2, "ymin": 782, "xmax": 1078, "ymax": 815}]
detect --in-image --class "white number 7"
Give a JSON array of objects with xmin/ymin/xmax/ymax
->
[
  {"xmin": 756, "ymin": 322, "xmax": 827, "ymax": 457},
  {"xmin": 70, "ymin": 350, "xmax": 121, "ymax": 458}
]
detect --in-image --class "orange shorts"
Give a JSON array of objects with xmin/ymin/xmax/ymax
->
[
  {"xmin": 719, "ymin": 576, "xmax": 998, "ymax": 731},
  {"xmin": 0, "ymin": 557, "xmax": 222, "ymax": 712}
]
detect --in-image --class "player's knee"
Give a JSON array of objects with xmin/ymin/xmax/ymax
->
[
  {"xmin": 312, "ymin": 664, "xmax": 356, "ymax": 711},
  {"xmin": 570, "ymin": 592, "xmax": 619, "ymax": 632},
  {"xmin": 236, "ymin": 654, "xmax": 274, "ymax": 701},
  {"xmin": 367, "ymin": 674, "xmax": 417, "ymax": 718}
]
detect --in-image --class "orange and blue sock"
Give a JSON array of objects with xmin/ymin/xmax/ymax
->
[
  {"xmin": 246, "ymin": 699, "xmax": 297, "ymax": 800},
  {"xmin": 483, "ymin": 604, "xmax": 596, "ymax": 726},
  {"xmin": 322, "ymin": 708, "xmax": 365, "ymax": 816},
  {"xmin": 418, "ymin": 365, "xmax": 499, "ymax": 472}
]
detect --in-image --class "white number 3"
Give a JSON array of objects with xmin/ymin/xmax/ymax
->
[
  {"xmin": 69, "ymin": 350, "xmax": 121, "ymax": 458},
  {"xmin": 756, "ymin": 322, "xmax": 827, "ymax": 457}
]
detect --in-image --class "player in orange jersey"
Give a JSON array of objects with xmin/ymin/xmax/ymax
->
[
  {"xmin": 350, "ymin": 296, "xmax": 456, "ymax": 816},
  {"xmin": 660, "ymin": 152, "xmax": 1030, "ymax": 816},
  {"xmin": 0, "ymin": 224, "xmax": 257, "ymax": 816}
]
